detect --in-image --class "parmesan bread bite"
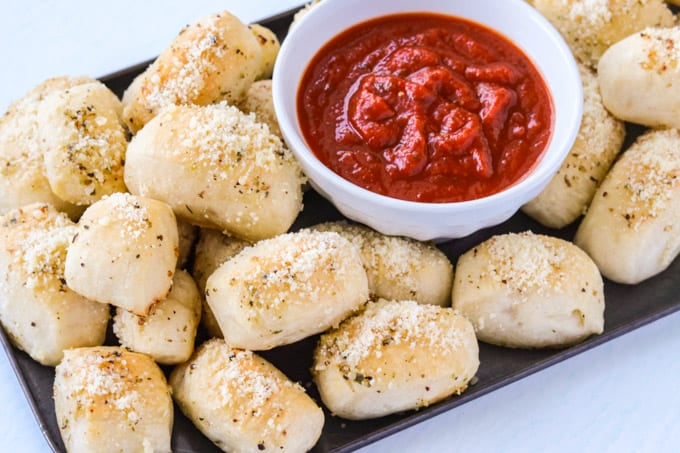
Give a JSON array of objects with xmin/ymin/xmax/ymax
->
[
  {"xmin": 452, "ymin": 232, "xmax": 605, "ymax": 348},
  {"xmin": 313, "ymin": 299, "xmax": 479, "ymax": 420},
  {"xmin": 522, "ymin": 63, "xmax": 625, "ymax": 228},
  {"xmin": 122, "ymin": 10, "xmax": 262, "ymax": 133},
  {"xmin": 0, "ymin": 76, "xmax": 94, "ymax": 218},
  {"xmin": 598, "ymin": 27, "xmax": 680, "ymax": 128},
  {"xmin": 6, "ymin": 75, "xmax": 95, "ymax": 115},
  {"xmin": 170, "ymin": 339, "xmax": 324, "ymax": 453},
  {"xmin": 192, "ymin": 228, "xmax": 250, "ymax": 338},
  {"xmin": 249, "ymin": 24, "xmax": 280, "ymax": 80},
  {"xmin": 575, "ymin": 129, "xmax": 680, "ymax": 284},
  {"xmin": 206, "ymin": 230, "xmax": 369, "ymax": 350},
  {"xmin": 125, "ymin": 103, "xmax": 304, "ymax": 241},
  {"xmin": 54, "ymin": 347, "xmax": 173, "ymax": 453},
  {"xmin": 65, "ymin": 193, "xmax": 179, "ymax": 315},
  {"xmin": 310, "ymin": 221, "xmax": 453, "ymax": 306},
  {"xmin": 37, "ymin": 81, "xmax": 127, "ymax": 205},
  {"xmin": 0, "ymin": 204, "xmax": 109, "ymax": 366},
  {"xmin": 113, "ymin": 270, "xmax": 201, "ymax": 365},
  {"xmin": 238, "ymin": 79, "xmax": 281, "ymax": 139},
  {"xmin": 532, "ymin": 0, "xmax": 675, "ymax": 68}
]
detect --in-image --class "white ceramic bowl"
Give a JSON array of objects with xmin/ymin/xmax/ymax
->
[{"xmin": 273, "ymin": 0, "xmax": 582, "ymax": 241}]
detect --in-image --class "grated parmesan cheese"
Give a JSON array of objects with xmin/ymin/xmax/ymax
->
[
  {"xmin": 616, "ymin": 129, "xmax": 680, "ymax": 230},
  {"xmin": 638, "ymin": 26, "xmax": 680, "ymax": 74},
  {"xmin": 483, "ymin": 231, "xmax": 568, "ymax": 299},
  {"xmin": 316, "ymin": 299, "xmax": 467, "ymax": 376}
]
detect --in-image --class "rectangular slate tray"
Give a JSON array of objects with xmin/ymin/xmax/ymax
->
[{"xmin": 2, "ymin": 6, "xmax": 679, "ymax": 453}]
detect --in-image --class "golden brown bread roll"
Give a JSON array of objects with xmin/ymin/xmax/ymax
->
[
  {"xmin": 0, "ymin": 204, "xmax": 109, "ymax": 366},
  {"xmin": 531, "ymin": 0, "xmax": 675, "ymax": 68},
  {"xmin": 575, "ymin": 128, "xmax": 680, "ymax": 284},
  {"xmin": 54, "ymin": 346, "xmax": 173, "ymax": 453},
  {"xmin": 238, "ymin": 79, "xmax": 282, "ymax": 139},
  {"xmin": 249, "ymin": 24, "xmax": 280, "ymax": 80},
  {"xmin": 313, "ymin": 299, "xmax": 479, "ymax": 419},
  {"xmin": 522, "ymin": 63, "xmax": 625, "ymax": 228},
  {"xmin": 206, "ymin": 230, "xmax": 368, "ymax": 350},
  {"xmin": 170, "ymin": 339, "xmax": 324, "ymax": 452},
  {"xmin": 309, "ymin": 221, "xmax": 453, "ymax": 306},
  {"xmin": 113, "ymin": 270, "xmax": 201, "ymax": 365},
  {"xmin": 598, "ymin": 26, "xmax": 680, "ymax": 128},
  {"xmin": 124, "ymin": 103, "xmax": 304, "ymax": 242},
  {"xmin": 0, "ymin": 76, "xmax": 95, "ymax": 218},
  {"xmin": 64, "ymin": 193, "xmax": 179, "ymax": 315},
  {"xmin": 122, "ymin": 11, "xmax": 263, "ymax": 133},
  {"xmin": 452, "ymin": 231, "xmax": 605, "ymax": 348},
  {"xmin": 37, "ymin": 81, "xmax": 127, "ymax": 205}
]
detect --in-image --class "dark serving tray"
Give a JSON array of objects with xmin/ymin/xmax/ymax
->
[{"xmin": 2, "ymin": 6, "xmax": 680, "ymax": 453}]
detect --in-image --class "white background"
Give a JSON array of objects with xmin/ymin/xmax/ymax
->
[{"xmin": 0, "ymin": 1, "xmax": 679, "ymax": 452}]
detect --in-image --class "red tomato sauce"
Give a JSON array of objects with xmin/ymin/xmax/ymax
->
[{"xmin": 297, "ymin": 13, "xmax": 553, "ymax": 203}]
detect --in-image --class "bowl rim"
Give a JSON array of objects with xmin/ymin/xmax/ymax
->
[{"xmin": 273, "ymin": 0, "xmax": 583, "ymax": 213}]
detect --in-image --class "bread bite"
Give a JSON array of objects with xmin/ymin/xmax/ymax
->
[
  {"xmin": 37, "ymin": 81, "xmax": 127, "ymax": 205},
  {"xmin": 452, "ymin": 232, "xmax": 605, "ymax": 348},
  {"xmin": 64, "ymin": 193, "xmax": 179, "ymax": 315},
  {"xmin": 170, "ymin": 339, "xmax": 324, "ymax": 453},
  {"xmin": 249, "ymin": 24, "xmax": 280, "ymax": 80},
  {"xmin": 313, "ymin": 299, "xmax": 479, "ymax": 420},
  {"xmin": 206, "ymin": 230, "xmax": 368, "ymax": 350},
  {"xmin": 192, "ymin": 228, "xmax": 250, "ymax": 338},
  {"xmin": 309, "ymin": 221, "xmax": 453, "ymax": 306},
  {"xmin": 122, "ymin": 10, "xmax": 263, "ymax": 133},
  {"xmin": 598, "ymin": 27, "xmax": 680, "ymax": 128},
  {"xmin": 575, "ymin": 129, "xmax": 680, "ymax": 284},
  {"xmin": 125, "ymin": 103, "xmax": 304, "ymax": 241},
  {"xmin": 0, "ymin": 204, "xmax": 109, "ymax": 366},
  {"xmin": 54, "ymin": 346, "xmax": 173, "ymax": 453},
  {"xmin": 238, "ymin": 79, "xmax": 282, "ymax": 139},
  {"xmin": 522, "ymin": 63, "xmax": 625, "ymax": 228},
  {"xmin": 0, "ymin": 76, "xmax": 94, "ymax": 218},
  {"xmin": 113, "ymin": 270, "xmax": 201, "ymax": 365},
  {"xmin": 531, "ymin": 0, "xmax": 674, "ymax": 68}
]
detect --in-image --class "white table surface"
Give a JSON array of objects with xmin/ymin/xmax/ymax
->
[{"xmin": 1, "ymin": 1, "xmax": 679, "ymax": 452}]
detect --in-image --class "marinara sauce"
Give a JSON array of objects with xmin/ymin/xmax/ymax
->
[{"xmin": 298, "ymin": 13, "xmax": 553, "ymax": 203}]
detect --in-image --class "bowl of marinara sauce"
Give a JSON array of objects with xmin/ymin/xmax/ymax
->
[{"xmin": 273, "ymin": 0, "xmax": 582, "ymax": 241}]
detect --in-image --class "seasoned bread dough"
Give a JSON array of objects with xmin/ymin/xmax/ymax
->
[
  {"xmin": 598, "ymin": 27, "xmax": 680, "ymax": 128},
  {"xmin": 310, "ymin": 221, "xmax": 453, "ymax": 306},
  {"xmin": 54, "ymin": 347, "xmax": 173, "ymax": 453},
  {"xmin": 192, "ymin": 228, "xmax": 249, "ymax": 338},
  {"xmin": 523, "ymin": 63, "xmax": 625, "ymax": 228},
  {"xmin": 206, "ymin": 230, "xmax": 368, "ymax": 350},
  {"xmin": 238, "ymin": 80, "xmax": 281, "ymax": 139},
  {"xmin": 0, "ymin": 204, "xmax": 109, "ymax": 366},
  {"xmin": 249, "ymin": 24, "xmax": 280, "ymax": 80},
  {"xmin": 0, "ymin": 76, "xmax": 94, "ymax": 218},
  {"xmin": 6, "ymin": 75, "xmax": 95, "ymax": 115},
  {"xmin": 37, "ymin": 81, "xmax": 127, "ymax": 205},
  {"xmin": 575, "ymin": 129, "xmax": 680, "ymax": 284},
  {"xmin": 170, "ymin": 339, "xmax": 324, "ymax": 453},
  {"xmin": 532, "ymin": 0, "xmax": 675, "ymax": 68},
  {"xmin": 122, "ymin": 11, "xmax": 262, "ymax": 133},
  {"xmin": 113, "ymin": 270, "xmax": 201, "ymax": 365},
  {"xmin": 125, "ymin": 103, "xmax": 304, "ymax": 241},
  {"xmin": 65, "ymin": 193, "xmax": 179, "ymax": 315},
  {"xmin": 453, "ymin": 232, "xmax": 605, "ymax": 348},
  {"xmin": 313, "ymin": 299, "xmax": 479, "ymax": 420}
]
